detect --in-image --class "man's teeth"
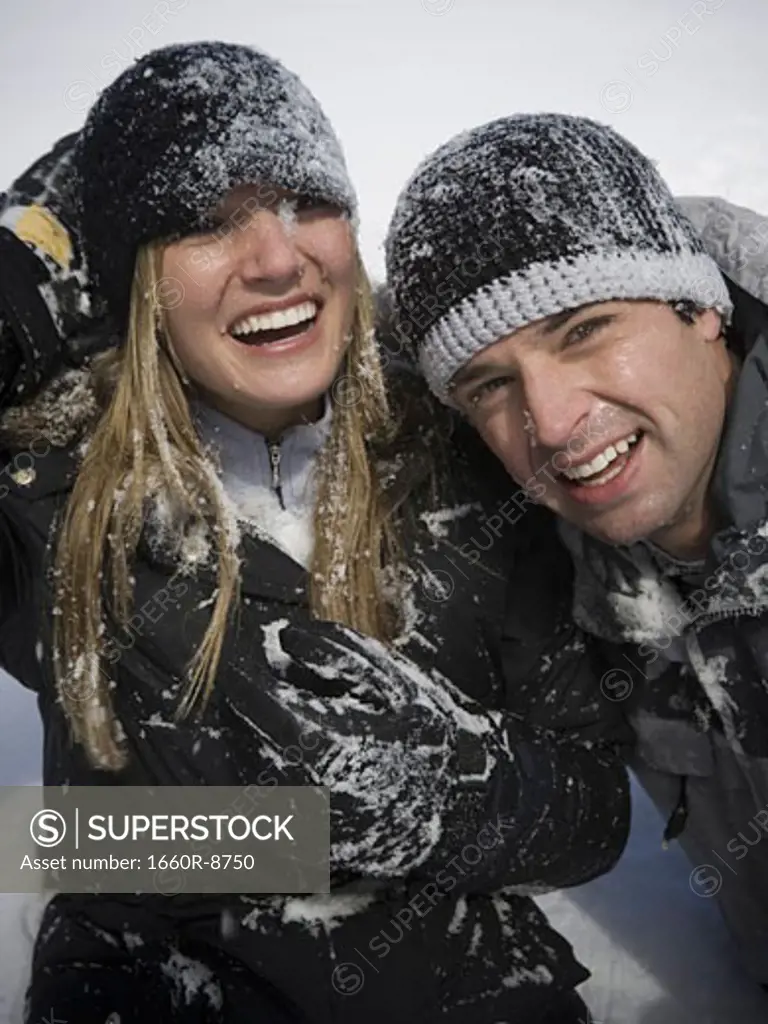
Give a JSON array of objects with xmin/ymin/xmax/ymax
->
[
  {"xmin": 561, "ymin": 433, "xmax": 639, "ymax": 481},
  {"xmin": 230, "ymin": 300, "xmax": 317, "ymax": 337}
]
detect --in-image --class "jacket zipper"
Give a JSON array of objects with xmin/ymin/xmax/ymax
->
[
  {"xmin": 266, "ymin": 440, "xmax": 285, "ymax": 510},
  {"xmin": 693, "ymin": 600, "xmax": 768, "ymax": 631}
]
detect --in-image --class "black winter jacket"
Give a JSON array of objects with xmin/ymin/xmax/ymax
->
[{"xmin": 0, "ymin": 136, "xmax": 630, "ymax": 1024}]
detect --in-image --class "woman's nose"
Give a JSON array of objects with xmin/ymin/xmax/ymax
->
[{"xmin": 235, "ymin": 209, "xmax": 303, "ymax": 285}]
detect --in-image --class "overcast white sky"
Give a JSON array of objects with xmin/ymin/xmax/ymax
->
[
  {"xmin": 0, "ymin": 0, "xmax": 767, "ymax": 780},
  {"xmin": 1, "ymin": 0, "xmax": 767, "ymax": 284}
]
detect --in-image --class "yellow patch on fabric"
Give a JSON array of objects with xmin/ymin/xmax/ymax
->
[{"xmin": 14, "ymin": 205, "xmax": 73, "ymax": 270}]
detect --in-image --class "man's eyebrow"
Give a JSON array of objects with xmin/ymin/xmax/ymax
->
[
  {"xmin": 538, "ymin": 304, "xmax": 615, "ymax": 336},
  {"xmin": 539, "ymin": 308, "xmax": 582, "ymax": 335},
  {"xmin": 450, "ymin": 305, "xmax": 613, "ymax": 391},
  {"xmin": 450, "ymin": 360, "xmax": 511, "ymax": 390}
]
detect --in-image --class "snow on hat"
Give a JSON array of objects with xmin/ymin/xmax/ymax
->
[
  {"xmin": 74, "ymin": 41, "xmax": 357, "ymax": 318},
  {"xmin": 385, "ymin": 113, "xmax": 733, "ymax": 403}
]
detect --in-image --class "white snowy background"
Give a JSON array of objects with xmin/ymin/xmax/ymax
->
[{"xmin": 1, "ymin": 0, "xmax": 768, "ymax": 1020}]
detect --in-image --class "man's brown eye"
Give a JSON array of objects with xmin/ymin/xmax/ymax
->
[
  {"xmin": 565, "ymin": 321, "xmax": 596, "ymax": 345},
  {"xmin": 564, "ymin": 315, "xmax": 613, "ymax": 346},
  {"xmin": 470, "ymin": 377, "xmax": 514, "ymax": 406}
]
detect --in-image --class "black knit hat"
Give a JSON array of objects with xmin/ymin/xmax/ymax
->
[
  {"xmin": 385, "ymin": 113, "xmax": 732, "ymax": 403},
  {"xmin": 74, "ymin": 41, "xmax": 357, "ymax": 318}
]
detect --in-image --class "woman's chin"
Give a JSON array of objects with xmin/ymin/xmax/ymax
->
[{"xmin": 205, "ymin": 382, "xmax": 329, "ymax": 428}]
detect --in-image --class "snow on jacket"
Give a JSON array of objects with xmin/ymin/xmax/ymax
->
[
  {"xmin": 0, "ymin": 366, "xmax": 628, "ymax": 1023},
  {"xmin": 558, "ymin": 196, "xmax": 768, "ymax": 987},
  {"xmin": 0, "ymin": 138, "xmax": 629, "ymax": 1024}
]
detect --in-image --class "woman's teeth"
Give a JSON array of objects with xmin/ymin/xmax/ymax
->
[
  {"xmin": 561, "ymin": 432, "xmax": 640, "ymax": 484},
  {"xmin": 230, "ymin": 300, "xmax": 317, "ymax": 339}
]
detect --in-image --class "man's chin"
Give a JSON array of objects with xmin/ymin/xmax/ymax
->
[{"xmin": 569, "ymin": 509, "xmax": 654, "ymax": 549}]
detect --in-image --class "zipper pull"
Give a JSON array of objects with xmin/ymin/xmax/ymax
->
[
  {"xmin": 267, "ymin": 440, "xmax": 285, "ymax": 509},
  {"xmin": 662, "ymin": 775, "xmax": 689, "ymax": 849}
]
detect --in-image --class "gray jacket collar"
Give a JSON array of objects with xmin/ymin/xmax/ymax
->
[{"xmin": 192, "ymin": 396, "xmax": 333, "ymax": 512}]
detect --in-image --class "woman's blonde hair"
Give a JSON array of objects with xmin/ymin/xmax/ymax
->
[{"xmin": 51, "ymin": 241, "xmax": 402, "ymax": 770}]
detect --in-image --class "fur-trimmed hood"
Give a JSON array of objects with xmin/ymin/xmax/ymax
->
[{"xmin": 0, "ymin": 363, "xmax": 100, "ymax": 450}]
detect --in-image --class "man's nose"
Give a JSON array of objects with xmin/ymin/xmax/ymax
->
[{"xmin": 520, "ymin": 359, "xmax": 593, "ymax": 455}]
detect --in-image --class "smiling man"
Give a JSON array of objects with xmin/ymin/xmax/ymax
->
[{"xmin": 385, "ymin": 113, "xmax": 768, "ymax": 992}]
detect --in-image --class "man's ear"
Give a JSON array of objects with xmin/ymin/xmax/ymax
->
[{"xmin": 695, "ymin": 307, "xmax": 725, "ymax": 344}]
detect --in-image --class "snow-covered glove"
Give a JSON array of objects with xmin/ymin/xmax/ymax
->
[
  {"xmin": 677, "ymin": 195, "xmax": 768, "ymax": 307},
  {"xmin": 224, "ymin": 618, "xmax": 630, "ymax": 891},
  {"xmin": 225, "ymin": 618, "xmax": 502, "ymax": 878},
  {"xmin": 0, "ymin": 132, "xmax": 115, "ymax": 414}
]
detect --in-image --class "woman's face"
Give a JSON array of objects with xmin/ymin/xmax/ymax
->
[{"xmin": 160, "ymin": 184, "xmax": 358, "ymax": 434}]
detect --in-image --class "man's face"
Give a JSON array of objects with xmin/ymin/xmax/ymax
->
[{"xmin": 450, "ymin": 300, "xmax": 733, "ymax": 552}]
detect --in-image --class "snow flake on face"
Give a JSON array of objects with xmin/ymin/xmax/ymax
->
[{"xmin": 277, "ymin": 197, "xmax": 299, "ymax": 233}]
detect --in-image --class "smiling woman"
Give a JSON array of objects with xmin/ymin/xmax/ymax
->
[{"xmin": 159, "ymin": 182, "xmax": 359, "ymax": 436}]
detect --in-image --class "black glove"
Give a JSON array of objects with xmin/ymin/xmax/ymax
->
[{"xmin": 0, "ymin": 132, "xmax": 115, "ymax": 413}]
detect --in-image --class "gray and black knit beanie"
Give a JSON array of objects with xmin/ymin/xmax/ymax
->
[
  {"xmin": 385, "ymin": 113, "xmax": 732, "ymax": 403},
  {"xmin": 74, "ymin": 41, "xmax": 357, "ymax": 318}
]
